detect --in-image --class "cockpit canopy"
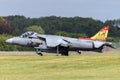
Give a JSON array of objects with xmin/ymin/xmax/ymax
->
[{"xmin": 20, "ymin": 31, "xmax": 38, "ymax": 38}]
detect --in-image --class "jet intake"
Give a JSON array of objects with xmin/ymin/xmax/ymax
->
[{"xmin": 36, "ymin": 39, "xmax": 41, "ymax": 45}]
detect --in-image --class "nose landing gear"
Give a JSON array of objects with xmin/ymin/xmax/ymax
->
[{"xmin": 35, "ymin": 48, "xmax": 43, "ymax": 56}]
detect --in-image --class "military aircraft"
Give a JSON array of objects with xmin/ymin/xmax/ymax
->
[{"xmin": 6, "ymin": 26, "xmax": 115, "ymax": 56}]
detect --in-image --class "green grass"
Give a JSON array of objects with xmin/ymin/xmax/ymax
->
[{"xmin": 0, "ymin": 51, "xmax": 120, "ymax": 80}]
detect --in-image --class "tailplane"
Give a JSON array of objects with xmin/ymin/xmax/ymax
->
[{"xmin": 90, "ymin": 26, "xmax": 109, "ymax": 42}]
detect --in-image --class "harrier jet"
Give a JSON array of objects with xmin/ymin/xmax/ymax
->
[{"xmin": 6, "ymin": 26, "xmax": 115, "ymax": 56}]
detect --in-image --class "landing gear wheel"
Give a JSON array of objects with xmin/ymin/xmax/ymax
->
[
  {"xmin": 37, "ymin": 53, "xmax": 43, "ymax": 56},
  {"xmin": 78, "ymin": 51, "xmax": 82, "ymax": 55},
  {"xmin": 35, "ymin": 48, "xmax": 43, "ymax": 56},
  {"xmin": 61, "ymin": 50, "xmax": 69, "ymax": 56}
]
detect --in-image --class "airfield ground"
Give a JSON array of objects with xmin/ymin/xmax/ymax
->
[{"xmin": 0, "ymin": 49, "xmax": 120, "ymax": 80}]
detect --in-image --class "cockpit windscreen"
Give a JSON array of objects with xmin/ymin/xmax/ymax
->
[{"xmin": 20, "ymin": 31, "xmax": 38, "ymax": 38}]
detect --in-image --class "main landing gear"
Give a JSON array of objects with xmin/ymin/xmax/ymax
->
[
  {"xmin": 61, "ymin": 50, "xmax": 69, "ymax": 56},
  {"xmin": 60, "ymin": 47, "xmax": 69, "ymax": 56},
  {"xmin": 35, "ymin": 46, "xmax": 69, "ymax": 56}
]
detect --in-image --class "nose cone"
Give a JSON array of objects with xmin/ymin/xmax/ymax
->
[{"xmin": 6, "ymin": 38, "xmax": 13, "ymax": 44}]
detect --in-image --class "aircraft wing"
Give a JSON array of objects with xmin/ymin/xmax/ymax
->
[
  {"xmin": 46, "ymin": 38, "xmax": 71, "ymax": 47},
  {"xmin": 37, "ymin": 35, "xmax": 70, "ymax": 47}
]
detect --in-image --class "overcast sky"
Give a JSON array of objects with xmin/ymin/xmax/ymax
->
[{"xmin": 0, "ymin": 0, "xmax": 120, "ymax": 21}]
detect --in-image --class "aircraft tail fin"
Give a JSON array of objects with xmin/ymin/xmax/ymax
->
[{"xmin": 90, "ymin": 26, "xmax": 109, "ymax": 42}]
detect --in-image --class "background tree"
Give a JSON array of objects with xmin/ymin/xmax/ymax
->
[
  {"xmin": 56, "ymin": 31, "xmax": 87, "ymax": 38},
  {"xmin": 0, "ymin": 17, "xmax": 15, "ymax": 34},
  {"xmin": 25, "ymin": 25, "xmax": 44, "ymax": 34}
]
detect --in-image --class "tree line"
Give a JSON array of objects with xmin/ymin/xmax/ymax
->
[{"xmin": 4, "ymin": 15, "xmax": 120, "ymax": 37}]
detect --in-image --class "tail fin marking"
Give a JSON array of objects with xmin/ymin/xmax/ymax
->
[{"xmin": 90, "ymin": 26, "xmax": 109, "ymax": 41}]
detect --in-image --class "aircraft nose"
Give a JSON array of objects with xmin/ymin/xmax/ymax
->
[{"xmin": 6, "ymin": 38, "xmax": 13, "ymax": 44}]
